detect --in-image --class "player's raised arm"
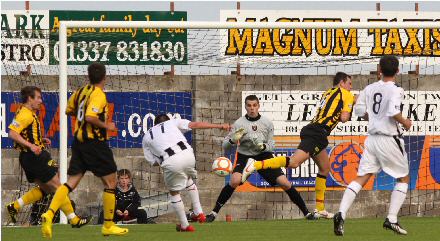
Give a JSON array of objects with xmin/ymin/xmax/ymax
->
[
  {"xmin": 222, "ymin": 125, "xmax": 246, "ymax": 150},
  {"xmin": 188, "ymin": 121, "xmax": 230, "ymax": 131}
]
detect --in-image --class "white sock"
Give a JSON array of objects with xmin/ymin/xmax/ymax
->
[
  {"xmin": 339, "ymin": 181, "xmax": 362, "ymax": 220},
  {"xmin": 67, "ymin": 212, "xmax": 76, "ymax": 220},
  {"xmin": 387, "ymin": 182, "xmax": 408, "ymax": 223},
  {"xmin": 170, "ymin": 194, "xmax": 189, "ymax": 228},
  {"xmin": 17, "ymin": 198, "xmax": 25, "ymax": 208},
  {"xmin": 186, "ymin": 178, "xmax": 203, "ymax": 215}
]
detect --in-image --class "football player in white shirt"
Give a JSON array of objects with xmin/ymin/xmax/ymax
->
[
  {"xmin": 333, "ymin": 55, "xmax": 412, "ymax": 236},
  {"xmin": 142, "ymin": 114, "xmax": 229, "ymax": 232}
]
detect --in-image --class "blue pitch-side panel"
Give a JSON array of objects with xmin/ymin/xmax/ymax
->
[
  {"xmin": 223, "ymin": 147, "xmax": 335, "ymax": 188},
  {"xmin": 1, "ymin": 92, "xmax": 192, "ymax": 149},
  {"xmin": 430, "ymin": 148, "xmax": 440, "ymax": 184},
  {"xmin": 222, "ymin": 136, "xmax": 427, "ymax": 190}
]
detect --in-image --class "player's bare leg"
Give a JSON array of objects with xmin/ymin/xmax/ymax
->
[
  {"xmin": 312, "ymin": 150, "xmax": 333, "ymax": 219},
  {"xmin": 334, "ymin": 174, "xmax": 372, "ymax": 236},
  {"xmin": 100, "ymin": 173, "xmax": 128, "ymax": 236},
  {"xmin": 287, "ymin": 149, "xmax": 311, "ymax": 169}
]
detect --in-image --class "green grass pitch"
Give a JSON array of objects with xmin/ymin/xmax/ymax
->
[{"xmin": 2, "ymin": 217, "xmax": 440, "ymax": 241}]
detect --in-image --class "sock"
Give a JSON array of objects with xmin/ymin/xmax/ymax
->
[
  {"xmin": 212, "ymin": 184, "xmax": 236, "ymax": 213},
  {"xmin": 14, "ymin": 187, "xmax": 43, "ymax": 210},
  {"xmin": 254, "ymin": 156, "xmax": 288, "ymax": 170},
  {"xmin": 186, "ymin": 179, "xmax": 203, "ymax": 215},
  {"xmin": 387, "ymin": 182, "xmax": 408, "ymax": 223},
  {"xmin": 103, "ymin": 188, "xmax": 116, "ymax": 228},
  {"xmin": 170, "ymin": 194, "xmax": 189, "ymax": 228},
  {"xmin": 339, "ymin": 181, "xmax": 362, "ymax": 220},
  {"xmin": 59, "ymin": 196, "xmax": 79, "ymax": 225},
  {"xmin": 315, "ymin": 174, "xmax": 327, "ymax": 211},
  {"xmin": 47, "ymin": 184, "xmax": 71, "ymax": 220},
  {"xmin": 285, "ymin": 186, "xmax": 309, "ymax": 216}
]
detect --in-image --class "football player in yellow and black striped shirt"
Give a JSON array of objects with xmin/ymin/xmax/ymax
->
[
  {"xmin": 41, "ymin": 63, "xmax": 128, "ymax": 238},
  {"xmin": 7, "ymin": 86, "xmax": 91, "ymax": 228},
  {"xmin": 243, "ymin": 72, "xmax": 355, "ymax": 219}
]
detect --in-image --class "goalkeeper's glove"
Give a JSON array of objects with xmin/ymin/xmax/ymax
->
[
  {"xmin": 230, "ymin": 128, "xmax": 247, "ymax": 143},
  {"xmin": 251, "ymin": 138, "xmax": 266, "ymax": 151}
]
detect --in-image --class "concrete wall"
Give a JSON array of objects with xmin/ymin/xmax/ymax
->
[{"xmin": 2, "ymin": 74, "xmax": 440, "ymax": 224}]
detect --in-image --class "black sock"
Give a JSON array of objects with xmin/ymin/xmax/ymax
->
[
  {"xmin": 285, "ymin": 186, "xmax": 309, "ymax": 216},
  {"xmin": 212, "ymin": 184, "xmax": 236, "ymax": 213}
]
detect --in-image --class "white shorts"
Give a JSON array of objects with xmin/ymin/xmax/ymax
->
[
  {"xmin": 357, "ymin": 135, "xmax": 409, "ymax": 178},
  {"xmin": 161, "ymin": 149, "xmax": 197, "ymax": 191}
]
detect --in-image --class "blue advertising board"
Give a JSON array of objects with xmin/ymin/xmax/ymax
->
[{"xmin": 1, "ymin": 91, "xmax": 192, "ymax": 148}]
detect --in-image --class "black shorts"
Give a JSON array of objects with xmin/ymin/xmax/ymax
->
[
  {"xmin": 19, "ymin": 150, "xmax": 58, "ymax": 183},
  {"xmin": 233, "ymin": 152, "xmax": 284, "ymax": 186},
  {"xmin": 68, "ymin": 139, "xmax": 117, "ymax": 177},
  {"xmin": 298, "ymin": 124, "xmax": 329, "ymax": 157}
]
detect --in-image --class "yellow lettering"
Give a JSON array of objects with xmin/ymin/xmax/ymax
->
[
  {"xmin": 384, "ymin": 28, "xmax": 403, "ymax": 55},
  {"xmin": 432, "ymin": 29, "xmax": 440, "ymax": 56},
  {"xmin": 368, "ymin": 20, "xmax": 387, "ymax": 55},
  {"xmin": 51, "ymin": 17, "xmax": 60, "ymax": 33},
  {"xmin": 333, "ymin": 20, "xmax": 359, "ymax": 55},
  {"xmin": 292, "ymin": 19, "xmax": 312, "ymax": 56},
  {"xmin": 370, "ymin": 28, "xmax": 386, "ymax": 55},
  {"xmin": 143, "ymin": 15, "xmax": 152, "ymax": 33},
  {"xmin": 142, "ymin": 15, "xmax": 161, "ymax": 37},
  {"xmin": 315, "ymin": 20, "xmax": 332, "ymax": 56},
  {"xmin": 423, "ymin": 28, "xmax": 432, "ymax": 56},
  {"xmin": 225, "ymin": 18, "xmax": 255, "ymax": 55},
  {"xmin": 403, "ymin": 28, "xmax": 422, "ymax": 55},
  {"xmin": 253, "ymin": 18, "xmax": 274, "ymax": 55},
  {"xmin": 273, "ymin": 18, "xmax": 293, "ymax": 56}
]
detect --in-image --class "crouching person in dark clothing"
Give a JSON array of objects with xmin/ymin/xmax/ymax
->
[{"xmin": 98, "ymin": 169, "xmax": 152, "ymax": 224}]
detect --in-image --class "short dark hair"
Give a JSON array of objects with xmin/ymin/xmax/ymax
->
[
  {"xmin": 380, "ymin": 55, "xmax": 399, "ymax": 77},
  {"xmin": 154, "ymin": 114, "xmax": 170, "ymax": 125},
  {"xmin": 245, "ymin": 95, "xmax": 259, "ymax": 104},
  {"xmin": 117, "ymin": 169, "xmax": 131, "ymax": 178},
  {"xmin": 20, "ymin": 86, "xmax": 41, "ymax": 103},
  {"xmin": 88, "ymin": 63, "xmax": 106, "ymax": 84},
  {"xmin": 333, "ymin": 72, "xmax": 351, "ymax": 86}
]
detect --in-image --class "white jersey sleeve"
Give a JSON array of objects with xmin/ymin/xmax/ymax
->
[
  {"xmin": 172, "ymin": 119, "xmax": 192, "ymax": 133},
  {"xmin": 354, "ymin": 89, "xmax": 367, "ymax": 117},
  {"xmin": 142, "ymin": 135, "xmax": 161, "ymax": 165},
  {"xmin": 386, "ymin": 87, "xmax": 404, "ymax": 117}
]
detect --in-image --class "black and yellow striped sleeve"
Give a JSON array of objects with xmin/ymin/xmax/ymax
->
[
  {"xmin": 9, "ymin": 108, "xmax": 33, "ymax": 134},
  {"xmin": 66, "ymin": 90, "xmax": 79, "ymax": 116},
  {"xmin": 341, "ymin": 89, "xmax": 355, "ymax": 113},
  {"xmin": 85, "ymin": 90, "xmax": 106, "ymax": 118}
]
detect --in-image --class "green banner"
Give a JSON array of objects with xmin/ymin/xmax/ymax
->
[{"xmin": 49, "ymin": 11, "xmax": 187, "ymax": 65}]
